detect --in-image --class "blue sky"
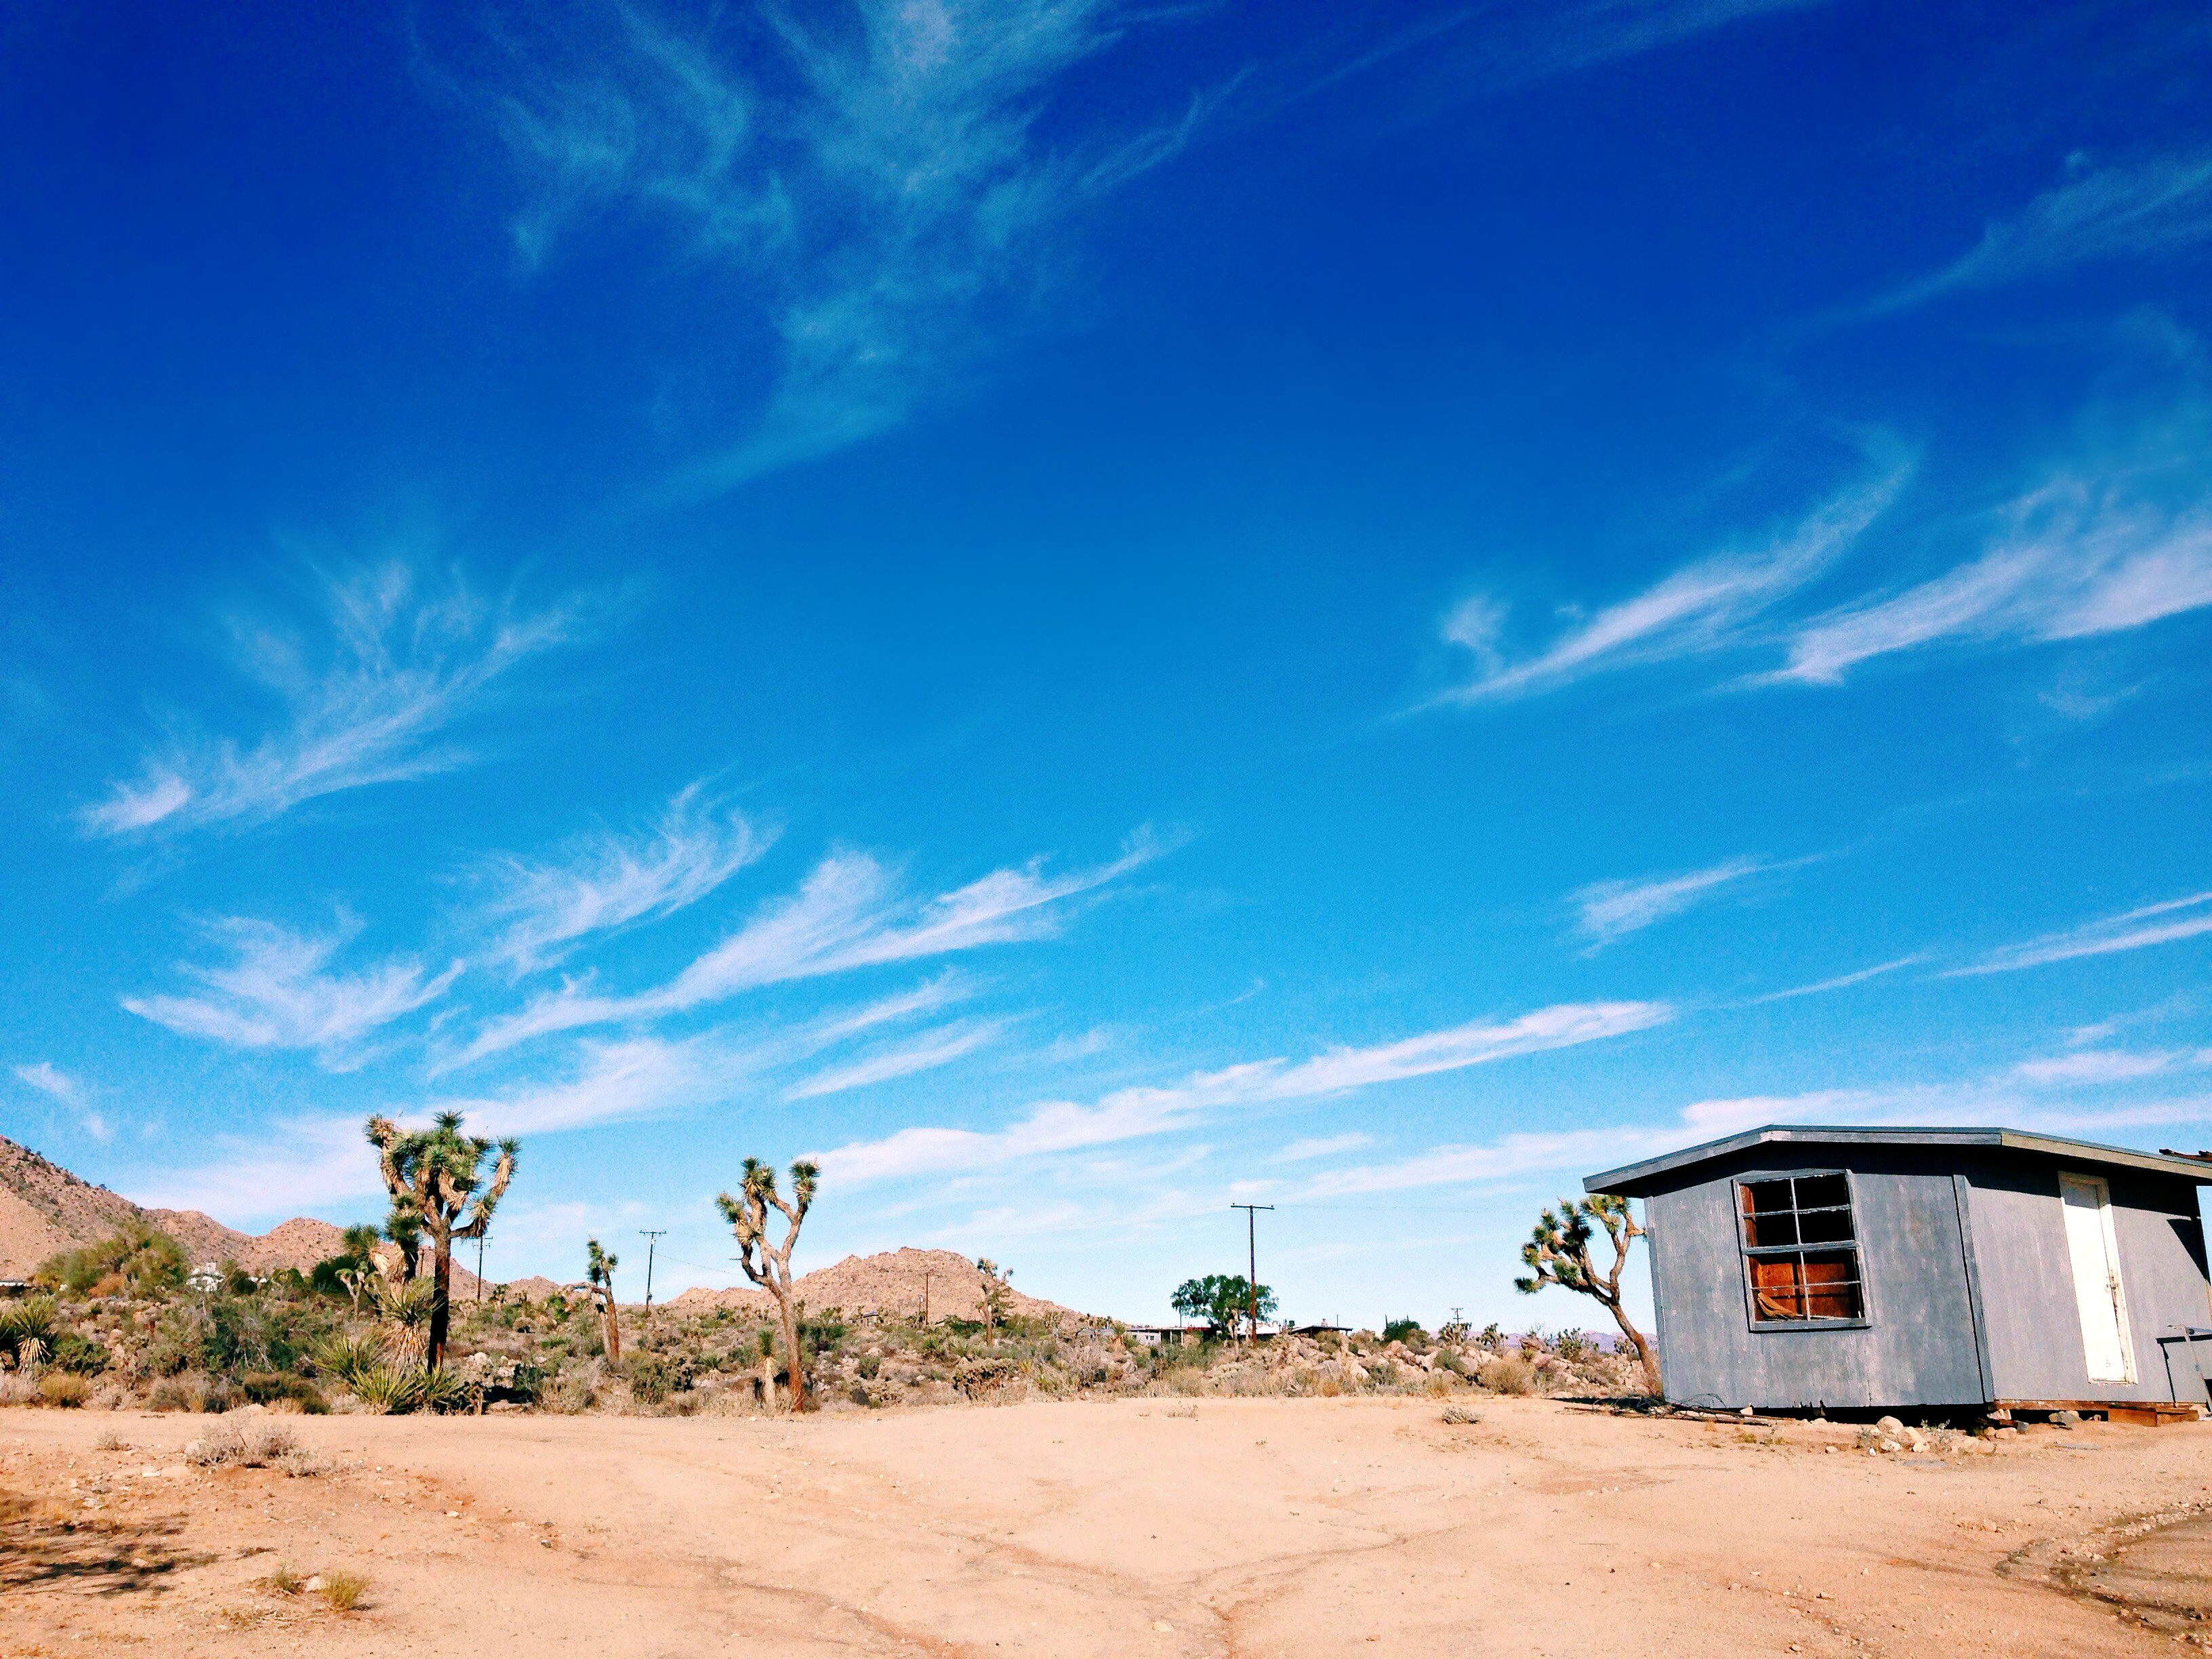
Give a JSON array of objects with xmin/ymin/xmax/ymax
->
[{"xmin": 3, "ymin": 0, "xmax": 2210, "ymax": 1328}]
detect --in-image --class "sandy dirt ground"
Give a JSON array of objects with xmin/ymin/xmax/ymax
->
[{"xmin": 5, "ymin": 1398, "xmax": 2212, "ymax": 1658}]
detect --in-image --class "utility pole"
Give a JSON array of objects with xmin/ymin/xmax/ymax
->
[
  {"xmin": 475, "ymin": 1233, "xmax": 490, "ymax": 1303},
  {"xmin": 922, "ymin": 1270, "xmax": 933, "ymax": 1326},
  {"xmin": 1230, "ymin": 1204, "xmax": 1274, "ymax": 1343},
  {"xmin": 639, "ymin": 1231, "xmax": 666, "ymax": 1308}
]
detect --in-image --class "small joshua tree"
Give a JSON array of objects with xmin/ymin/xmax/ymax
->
[
  {"xmin": 717, "ymin": 1158, "xmax": 818, "ymax": 1412},
  {"xmin": 1514, "ymin": 1194, "xmax": 1661, "ymax": 1395},
  {"xmin": 977, "ymin": 1258, "xmax": 1012, "ymax": 1331},
  {"xmin": 365, "ymin": 1111, "xmax": 518, "ymax": 1370},
  {"xmin": 583, "ymin": 1239, "xmax": 621, "ymax": 1364}
]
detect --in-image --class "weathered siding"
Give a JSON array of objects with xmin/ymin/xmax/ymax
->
[
  {"xmin": 1963, "ymin": 1158, "xmax": 2212, "ymax": 1404},
  {"xmin": 1643, "ymin": 1147, "xmax": 1985, "ymax": 1410}
]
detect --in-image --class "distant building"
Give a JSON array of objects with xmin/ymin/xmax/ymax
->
[{"xmin": 1586, "ymin": 1125, "xmax": 2212, "ymax": 1418}]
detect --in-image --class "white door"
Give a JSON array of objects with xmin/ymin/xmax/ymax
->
[{"xmin": 2060, "ymin": 1172, "xmax": 2136, "ymax": 1385}]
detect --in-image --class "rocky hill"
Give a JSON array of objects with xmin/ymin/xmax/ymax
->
[
  {"xmin": 664, "ymin": 1247, "xmax": 1088, "ymax": 1324},
  {"xmin": 0, "ymin": 1133, "xmax": 346, "ymax": 1279}
]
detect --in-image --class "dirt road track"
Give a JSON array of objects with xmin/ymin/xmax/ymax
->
[{"xmin": 5, "ymin": 1397, "xmax": 2210, "ymax": 1656}]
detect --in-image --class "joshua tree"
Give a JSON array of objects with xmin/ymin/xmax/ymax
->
[
  {"xmin": 755, "ymin": 1326, "xmax": 777, "ymax": 1411},
  {"xmin": 977, "ymin": 1258, "xmax": 1012, "ymax": 1330},
  {"xmin": 365, "ymin": 1111, "xmax": 518, "ymax": 1370},
  {"xmin": 716, "ymin": 1158, "xmax": 818, "ymax": 1412},
  {"xmin": 1513, "ymin": 1193, "xmax": 1661, "ymax": 1395},
  {"xmin": 583, "ymin": 1238, "xmax": 621, "ymax": 1364}
]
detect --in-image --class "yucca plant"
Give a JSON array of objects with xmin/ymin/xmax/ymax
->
[
  {"xmin": 365, "ymin": 1111, "xmax": 518, "ymax": 1368},
  {"xmin": 350, "ymin": 1366, "xmax": 428, "ymax": 1414},
  {"xmin": 422, "ymin": 1367, "xmax": 478, "ymax": 1414},
  {"xmin": 371, "ymin": 1276, "xmax": 440, "ymax": 1368},
  {"xmin": 0, "ymin": 1298, "xmax": 57, "ymax": 1366},
  {"xmin": 308, "ymin": 1331, "xmax": 388, "ymax": 1389}
]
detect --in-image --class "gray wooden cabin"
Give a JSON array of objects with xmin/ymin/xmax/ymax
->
[{"xmin": 1584, "ymin": 1126, "xmax": 2212, "ymax": 1414}]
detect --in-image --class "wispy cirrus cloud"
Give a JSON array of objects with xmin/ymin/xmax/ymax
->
[
  {"xmin": 1273, "ymin": 1132, "xmax": 1373, "ymax": 1163},
  {"xmin": 1884, "ymin": 149, "xmax": 2212, "ymax": 309},
  {"xmin": 81, "ymin": 562, "xmax": 591, "ymax": 839},
  {"xmin": 453, "ymin": 831, "xmax": 1164, "ymax": 1065},
  {"xmin": 2015, "ymin": 1047, "xmax": 2210, "ymax": 1086},
  {"xmin": 1570, "ymin": 856, "xmax": 1776, "ymax": 950},
  {"xmin": 783, "ymin": 1017, "xmax": 1010, "ymax": 1101},
  {"xmin": 477, "ymin": 782, "xmax": 773, "ymax": 970},
  {"xmin": 12, "ymin": 1061, "xmax": 85, "ymax": 1104},
  {"xmin": 813, "ymin": 999, "xmax": 1671, "ymax": 1184},
  {"xmin": 1431, "ymin": 457, "xmax": 1910, "ymax": 703},
  {"xmin": 1741, "ymin": 955, "xmax": 1925, "ymax": 1005},
  {"xmin": 122, "ymin": 916, "xmax": 462, "ymax": 1069},
  {"xmin": 1766, "ymin": 464, "xmax": 2212, "ymax": 684},
  {"xmin": 489, "ymin": 1, "xmax": 1221, "ymax": 493},
  {"xmin": 1950, "ymin": 890, "xmax": 2212, "ymax": 978}
]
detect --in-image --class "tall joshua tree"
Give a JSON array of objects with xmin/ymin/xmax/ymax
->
[
  {"xmin": 1513, "ymin": 1193, "xmax": 1662, "ymax": 1395},
  {"xmin": 583, "ymin": 1237, "xmax": 621, "ymax": 1363},
  {"xmin": 717, "ymin": 1158, "xmax": 818, "ymax": 1413},
  {"xmin": 365, "ymin": 1111, "xmax": 518, "ymax": 1370}
]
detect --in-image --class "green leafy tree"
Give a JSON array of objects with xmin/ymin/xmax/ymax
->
[
  {"xmin": 365, "ymin": 1111, "xmax": 518, "ymax": 1370},
  {"xmin": 1514, "ymin": 1194, "xmax": 1661, "ymax": 1395},
  {"xmin": 716, "ymin": 1158, "xmax": 819, "ymax": 1412},
  {"xmin": 1170, "ymin": 1273, "xmax": 1275, "ymax": 1338}
]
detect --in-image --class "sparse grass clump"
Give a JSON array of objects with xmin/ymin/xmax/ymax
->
[
  {"xmin": 36, "ymin": 1372, "xmax": 90, "ymax": 1408},
  {"xmin": 320, "ymin": 1570, "xmax": 369, "ymax": 1612},
  {"xmin": 185, "ymin": 1421, "xmax": 298, "ymax": 1467}
]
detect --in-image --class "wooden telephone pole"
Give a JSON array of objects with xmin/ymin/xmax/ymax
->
[{"xmin": 1230, "ymin": 1204, "xmax": 1274, "ymax": 1342}]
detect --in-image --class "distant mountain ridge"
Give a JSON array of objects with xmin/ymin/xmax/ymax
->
[{"xmin": 0, "ymin": 1132, "xmax": 346, "ymax": 1280}]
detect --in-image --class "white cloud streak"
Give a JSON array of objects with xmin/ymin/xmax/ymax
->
[
  {"xmin": 1887, "ymin": 150, "xmax": 2212, "ymax": 307},
  {"xmin": 1768, "ymin": 470, "xmax": 2212, "ymax": 684},
  {"xmin": 783, "ymin": 1017, "xmax": 1008, "ymax": 1100},
  {"xmin": 813, "ymin": 999, "xmax": 1671, "ymax": 1184},
  {"xmin": 2015, "ymin": 1048, "xmax": 2209, "ymax": 1086},
  {"xmin": 478, "ymin": 783, "xmax": 774, "ymax": 970},
  {"xmin": 81, "ymin": 563, "xmax": 588, "ymax": 838},
  {"xmin": 1570, "ymin": 857, "xmax": 1771, "ymax": 949},
  {"xmin": 1433, "ymin": 459, "xmax": 1908, "ymax": 703},
  {"xmin": 122, "ymin": 916, "xmax": 461, "ymax": 1069},
  {"xmin": 1952, "ymin": 890, "xmax": 2212, "ymax": 978},
  {"xmin": 12, "ymin": 1061, "xmax": 84, "ymax": 1104},
  {"xmin": 1741, "ymin": 955, "xmax": 1925, "ymax": 1005},
  {"xmin": 454, "ymin": 831, "xmax": 1162, "ymax": 1064},
  {"xmin": 493, "ymin": 1, "xmax": 1216, "ymax": 493}
]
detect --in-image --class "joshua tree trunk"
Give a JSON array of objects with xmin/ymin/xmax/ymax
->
[
  {"xmin": 718, "ymin": 1158, "xmax": 820, "ymax": 1413},
  {"xmin": 1515, "ymin": 1193, "xmax": 1662, "ymax": 1397},
  {"xmin": 366, "ymin": 1113, "xmax": 518, "ymax": 1372},
  {"xmin": 758, "ymin": 1330, "xmax": 777, "ymax": 1412}
]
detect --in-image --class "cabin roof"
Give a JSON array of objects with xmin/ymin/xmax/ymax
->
[{"xmin": 1584, "ymin": 1124, "xmax": 2212, "ymax": 1197}]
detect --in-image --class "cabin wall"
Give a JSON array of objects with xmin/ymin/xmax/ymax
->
[
  {"xmin": 1963, "ymin": 1158, "xmax": 2212, "ymax": 1404},
  {"xmin": 1643, "ymin": 1148, "xmax": 1986, "ymax": 1410}
]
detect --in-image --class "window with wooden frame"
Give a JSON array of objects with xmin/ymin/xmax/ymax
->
[{"xmin": 1736, "ymin": 1172, "xmax": 1866, "ymax": 1326}]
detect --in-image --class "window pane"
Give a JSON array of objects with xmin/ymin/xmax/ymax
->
[
  {"xmin": 1744, "ymin": 1210, "xmax": 1799, "ymax": 1247},
  {"xmin": 1749, "ymin": 1256, "xmax": 1805, "ymax": 1321},
  {"xmin": 1802, "ymin": 1252, "xmax": 1863, "ymax": 1319},
  {"xmin": 1797, "ymin": 1208, "xmax": 1853, "ymax": 1244},
  {"xmin": 1742, "ymin": 1179, "xmax": 1795, "ymax": 1214},
  {"xmin": 1795, "ymin": 1173, "xmax": 1849, "ymax": 1209}
]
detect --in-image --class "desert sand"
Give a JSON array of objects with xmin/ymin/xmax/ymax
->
[{"xmin": 5, "ymin": 1398, "xmax": 2211, "ymax": 1657}]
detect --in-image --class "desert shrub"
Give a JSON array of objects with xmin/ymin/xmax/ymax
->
[
  {"xmin": 1477, "ymin": 1357, "xmax": 1536, "ymax": 1395},
  {"xmin": 241, "ymin": 1372, "xmax": 327, "ymax": 1412},
  {"xmin": 49, "ymin": 1332, "xmax": 111, "ymax": 1375},
  {"xmin": 855, "ymin": 1353, "xmax": 882, "ymax": 1378},
  {"xmin": 0, "ymin": 1373, "xmax": 37, "ymax": 1406},
  {"xmin": 34, "ymin": 1227, "xmax": 186, "ymax": 1298},
  {"xmin": 186, "ymin": 1421, "xmax": 298, "ymax": 1467},
  {"xmin": 954, "ymin": 1356, "xmax": 1017, "ymax": 1399},
  {"xmin": 623, "ymin": 1352, "xmax": 693, "ymax": 1404},
  {"xmin": 319, "ymin": 1570, "xmax": 369, "ymax": 1612},
  {"xmin": 94, "ymin": 1427, "xmax": 130, "ymax": 1452},
  {"xmin": 423, "ymin": 1367, "xmax": 478, "ymax": 1414},
  {"xmin": 37, "ymin": 1372, "xmax": 89, "ymax": 1408},
  {"xmin": 146, "ymin": 1376, "xmax": 203, "ymax": 1412}
]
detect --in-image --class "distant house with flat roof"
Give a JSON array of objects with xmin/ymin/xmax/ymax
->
[{"xmin": 1585, "ymin": 1125, "xmax": 2212, "ymax": 1418}]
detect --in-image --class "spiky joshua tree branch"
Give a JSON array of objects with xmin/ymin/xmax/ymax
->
[
  {"xmin": 717, "ymin": 1158, "xmax": 819, "ymax": 1412},
  {"xmin": 364, "ymin": 1111, "xmax": 518, "ymax": 1370},
  {"xmin": 1514, "ymin": 1193, "xmax": 1662, "ymax": 1396}
]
